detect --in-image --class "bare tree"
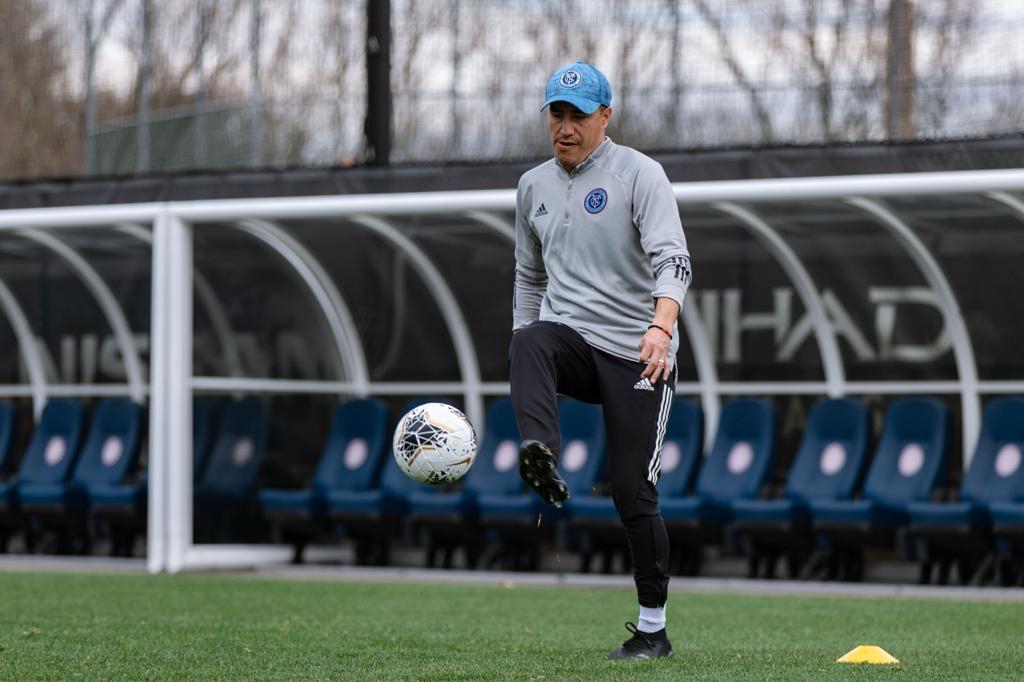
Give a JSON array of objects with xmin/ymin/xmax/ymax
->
[
  {"xmin": 765, "ymin": 0, "xmax": 888, "ymax": 142},
  {"xmin": 0, "ymin": 0, "xmax": 80, "ymax": 178},
  {"xmin": 114, "ymin": 0, "xmax": 249, "ymax": 114},
  {"xmin": 914, "ymin": 0, "xmax": 977, "ymax": 136},
  {"xmin": 690, "ymin": 0, "xmax": 775, "ymax": 143},
  {"xmin": 0, "ymin": 0, "xmax": 1012, "ymax": 179},
  {"xmin": 391, "ymin": 0, "xmax": 448, "ymax": 160},
  {"xmin": 318, "ymin": 0, "xmax": 364, "ymax": 165}
]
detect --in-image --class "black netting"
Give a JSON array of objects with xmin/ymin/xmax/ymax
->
[{"xmin": 2, "ymin": 0, "xmax": 1022, "ymax": 179}]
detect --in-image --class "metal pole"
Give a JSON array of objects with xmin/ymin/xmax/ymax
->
[
  {"xmin": 898, "ymin": 0, "xmax": 914, "ymax": 137},
  {"xmin": 886, "ymin": 0, "xmax": 914, "ymax": 139},
  {"xmin": 84, "ymin": 0, "xmax": 97, "ymax": 175},
  {"xmin": 164, "ymin": 213, "xmax": 194, "ymax": 574},
  {"xmin": 669, "ymin": 0, "xmax": 681, "ymax": 139},
  {"xmin": 195, "ymin": 0, "xmax": 208, "ymax": 167},
  {"xmin": 249, "ymin": 0, "xmax": 264, "ymax": 167},
  {"xmin": 364, "ymin": 0, "xmax": 392, "ymax": 165},
  {"xmin": 147, "ymin": 212, "xmax": 169, "ymax": 573},
  {"xmin": 137, "ymin": 0, "xmax": 152, "ymax": 174},
  {"xmin": 449, "ymin": 0, "xmax": 460, "ymax": 156},
  {"xmin": 148, "ymin": 211, "xmax": 194, "ymax": 573}
]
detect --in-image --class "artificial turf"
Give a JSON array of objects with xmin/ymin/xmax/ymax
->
[{"xmin": 0, "ymin": 570, "xmax": 1022, "ymax": 680}]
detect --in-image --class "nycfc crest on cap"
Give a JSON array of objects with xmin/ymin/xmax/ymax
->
[{"xmin": 542, "ymin": 61, "xmax": 612, "ymax": 115}]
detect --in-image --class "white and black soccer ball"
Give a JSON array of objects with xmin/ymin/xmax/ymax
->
[{"xmin": 392, "ymin": 402, "xmax": 478, "ymax": 484}]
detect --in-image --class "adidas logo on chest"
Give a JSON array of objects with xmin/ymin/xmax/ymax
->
[{"xmin": 534, "ymin": 203, "xmax": 548, "ymax": 218}]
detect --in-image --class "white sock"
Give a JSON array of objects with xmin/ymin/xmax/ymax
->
[{"xmin": 637, "ymin": 604, "xmax": 666, "ymax": 633}]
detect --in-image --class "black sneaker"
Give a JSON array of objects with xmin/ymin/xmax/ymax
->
[
  {"xmin": 518, "ymin": 440, "xmax": 570, "ymax": 508},
  {"xmin": 607, "ymin": 622, "xmax": 674, "ymax": 660}
]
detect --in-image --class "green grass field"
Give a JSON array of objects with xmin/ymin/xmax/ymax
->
[{"xmin": 1, "ymin": 571, "xmax": 1022, "ymax": 680}]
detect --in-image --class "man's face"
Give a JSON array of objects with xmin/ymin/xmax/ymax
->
[{"xmin": 547, "ymin": 101, "xmax": 612, "ymax": 170}]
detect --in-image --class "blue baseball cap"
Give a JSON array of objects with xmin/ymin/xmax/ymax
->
[{"xmin": 541, "ymin": 61, "xmax": 612, "ymax": 115}]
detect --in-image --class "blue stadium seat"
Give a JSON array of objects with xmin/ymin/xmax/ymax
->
[
  {"xmin": 325, "ymin": 452, "xmax": 421, "ymax": 519},
  {"xmin": 651, "ymin": 399, "xmax": 705, "ymax": 499},
  {"xmin": 194, "ymin": 397, "xmax": 270, "ymax": 542},
  {"xmin": 0, "ymin": 400, "xmax": 19, "ymax": 550},
  {"xmin": 660, "ymin": 397, "xmax": 776, "ymax": 575},
  {"xmin": 809, "ymin": 396, "xmax": 948, "ymax": 580},
  {"xmin": 405, "ymin": 397, "xmax": 522, "ymax": 568},
  {"xmin": 18, "ymin": 398, "xmax": 142, "ymax": 552},
  {"xmin": 566, "ymin": 398, "xmax": 704, "ymax": 573},
  {"xmin": 991, "ymin": 493, "xmax": 1024, "ymax": 585},
  {"xmin": 0, "ymin": 401, "xmax": 16, "ymax": 477},
  {"xmin": 0, "ymin": 399, "xmax": 85, "ymax": 552},
  {"xmin": 908, "ymin": 397, "xmax": 1024, "ymax": 584},
  {"xmin": 476, "ymin": 398, "xmax": 605, "ymax": 571},
  {"xmin": 259, "ymin": 398, "xmax": 389, "ymax": 562},
  {"xmin": 191, "ymin": 397, "xmax": 215, "ymax": 480},
  {"xmin": 89, "ymin": 398, "xmax": 214, "ymax": 556},
  {"xmin": 730, "ymin": 397, "xmax": 870, "ymax": 578},
  {"xmin": 323, "ymin": 398, "xmax": 441, "ymax": 565}
]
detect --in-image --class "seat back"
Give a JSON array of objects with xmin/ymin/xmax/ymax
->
[
  {"xmin": 462, "ymin": 397, "xmax": 522, "ymax": 496},
  {"xmin": 655, "ymin": 398, "xmax": 704, "ymax": 497},
  {"xmin": 863, "ymin": 397, "xmax": 948, "ymax": 506},
  {"xmin": 17, "ymin": 399, "xmax": 85, "ymax": 485},
  {"xmin": 695, "ymin": 397, "xmax": 775, "ymax": 505},
  {"xmin": 0, "ymin": 401, "xmax": 15, "ymax": 474},
  {"xmin": 960, "ymin": 397, "xmax": 1024, "ymax": 504},
  {"xmin": 785, "ymin": 397, "xmax": 871, "ymax": 504},
  {"xmin": 196, "ymin": 397, "xmax": 270, "ymax": 497},
  {"xmin": 71, "ymin": 398, "xmax": 143, "ymax": 486},
  {"xmin": 557, "ymin": 399, "xmax": 605, "ymax": 496},
  {"xmin": 192, "ymin": 397, "xmax": 214, "ymax": 481},
  {"xmin": 312, "ymin": 398, "xmax": 389, "ymax": 494}
]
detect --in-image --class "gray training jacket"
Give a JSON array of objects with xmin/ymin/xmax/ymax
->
[{"xmin": 513, "ymin": 137, "xmax": 692, "ymax": 362}]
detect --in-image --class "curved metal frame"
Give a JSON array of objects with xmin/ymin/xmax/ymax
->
[
  {"xmin": 846, "ymin": 197, "xmax": 981, "ymax": 461},
  {"xmin": 17, "ymin": 228, "xmax": 146, "ymax": 403},
  {"xmin": 712, "ymin": 202, "xmax": 846, "ymax": 396},
  {"xmin": 350, "ymin": 214, "xmax": 484, "ymax": 431},
  {"xmin": 116, "ymin": 223, "xmax": 245, "ymax": 379},
  {"xmin": 680, "ymin": 302, "xmax": 720, "ymax": 452},
  {"xmin": 465, "ymin": 210, "xmax": 515, "ymax": 242},
  {"xmin": 233, "ymin": 219, "xmax": 370, "ymax": 395},
  {"xmin": 0, "ymin": 275, "xmax": 47, "ymax": 417},
  {"xmin": 465, "ymin": 210, "xmax": 722, "ymax": 450},
  {"xmin": 986, "ymin": 191, "xmax": 1024, "ymax": 221},
  {"xmin": 4, "ymin": 168, "xmax": 1024, "ymax": 573}
]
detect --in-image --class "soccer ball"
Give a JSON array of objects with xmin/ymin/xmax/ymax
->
[{"xmin": 392, "ymin": 402, "xmax": 478, "ymax": 484}]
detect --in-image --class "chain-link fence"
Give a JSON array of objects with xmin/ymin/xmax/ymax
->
[{"xmin": 1, "ymin": 0, "xmax": 1022, "ymax": 179}]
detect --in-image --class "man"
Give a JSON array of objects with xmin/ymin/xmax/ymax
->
[{"xmin": 509, "ymin": 61, "xmax": 692, "ymax": 660}]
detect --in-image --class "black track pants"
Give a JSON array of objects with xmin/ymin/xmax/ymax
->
[{"xmin": 509, "ymin": 321, "xmax": 674, "ymax": 608}]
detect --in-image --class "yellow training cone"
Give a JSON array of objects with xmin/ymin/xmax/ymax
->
[{"xmin": 836, "ymin": 645, "xmax": 900, "ymax": 664}]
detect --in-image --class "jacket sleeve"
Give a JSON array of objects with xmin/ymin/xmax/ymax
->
[
  {"xmin": 632, "ymin": 161, "xmax": 692, "ymax": 309},
  {"xmin": 513, "ymin": 176, "xmax": 547, "ymax": 329}
]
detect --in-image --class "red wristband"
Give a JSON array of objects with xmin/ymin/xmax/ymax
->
[{"xmin": 647, "ymin": 323, "xmax": 672, "ymax": 340}]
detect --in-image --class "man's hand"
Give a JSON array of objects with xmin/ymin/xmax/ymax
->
[
  {"xmin": 639, "ymin": 297, "xmax": 680, "ymax": 382},
  {"xmin": 638, "ymin": 326, "xmax": 672, "ymax": 382}
]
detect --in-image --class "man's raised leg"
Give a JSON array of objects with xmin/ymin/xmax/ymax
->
[{"xmin": 508, "ymin": 322, "xmax": 599, "ymax": 507}]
